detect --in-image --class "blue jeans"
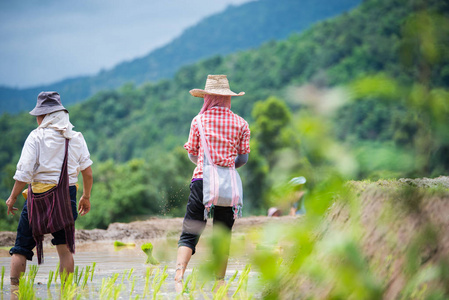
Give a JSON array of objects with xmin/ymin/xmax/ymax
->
[{"xmin": 9, "ymin": 186, "xmax": 78, "ymax": 261}]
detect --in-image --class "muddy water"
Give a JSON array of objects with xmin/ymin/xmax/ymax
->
[{"xmin": 0, "ymin": 236, "xmax": 260, "ymax": 299}]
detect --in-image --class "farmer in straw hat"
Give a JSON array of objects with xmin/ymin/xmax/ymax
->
[
  {"xmin": 175, "ymin": 75, "xmax": 251, "ymax": 284},
  {"xmin": 5, "ymin": 91, "xmax": 93, "ymax": 285}
]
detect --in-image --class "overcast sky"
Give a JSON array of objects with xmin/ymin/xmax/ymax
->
[{"xmin": 0, "ymin": 0, "xmax": 253, "ymax": 88}]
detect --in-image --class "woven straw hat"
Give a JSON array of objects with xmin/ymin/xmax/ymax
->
[{"xmin": 189, "ymin": 75, "xmax": 245, "ymax": 98}]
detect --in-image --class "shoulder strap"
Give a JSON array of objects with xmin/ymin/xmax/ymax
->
[
  {"xmin": 57, "ymin": 139, "xmax": 69, "ymax": 185},
  {"xmin": 195, "ymin": 115, "xmax": 214, "ymax": 166}
]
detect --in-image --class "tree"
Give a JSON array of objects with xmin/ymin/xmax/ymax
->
[{"xmin": 251, "ymin": 97, "xmax": 292, "ymax": 168}]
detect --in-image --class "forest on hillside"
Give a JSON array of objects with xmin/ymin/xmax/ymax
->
[{"xmin": 0, "ymin": 0, "xmax": 448, "ymax": 231}]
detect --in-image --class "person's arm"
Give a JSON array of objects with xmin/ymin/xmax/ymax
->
[
  {"xmin": 78, "ymin": 166, "xmax": 93, "ymax": 216},
  {"xmin": 6, "ymin": 180, "xmax": 27, "ymax": 216},
  {"xmin": 188, "ymin": 153, "xmax": 198, "ymax": 165},
  {"xmin": 185, "ymin": 117, "xmax": 200, "ymax": 165},
  {"xmin": 235, "ymin": 153, "xmax": 248, "ymax": 168},
  {"xmin": 7, "ymin": 133, "xmax": 37, "ymax": 216},
  {"xmin": 235, "ymin": 121, "xmax": 250, "ymax": 169}
]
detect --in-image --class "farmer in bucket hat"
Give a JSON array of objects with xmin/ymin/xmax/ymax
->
[
  {"xmin": 175, "ymin": 75, "xmax": 251, "ymax": 286},
  {"xmin": 5, "ymin": 91, "xmax": 93, "ymax": 285}
]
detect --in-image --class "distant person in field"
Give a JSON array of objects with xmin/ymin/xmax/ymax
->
[
  {"xmin": 175, "ymin": 75, "xmax": 251, "ymax": 285},
  {"xmin": 5, "ymin": 91, "xmax": 93, "ymax": 286},
  {"xmin": 289, "ymin": 176, "xmax": 307, "ymax": 216}
]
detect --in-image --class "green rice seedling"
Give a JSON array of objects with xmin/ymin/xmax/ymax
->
[
  {"xmin": 226, "ymin": 270, "xmax": 238, "ymax": 288},
  {"xmin": 47, "ymin": 270, "xmax": 54, "ymax": 289},
  {"xmin": 233, "ymin": 264, "xmax": 251, "ymax": 298},
  {"xmin": 47, "ymin": 288, "xmax": 53, "ymax": 300},
  {"xmin": 198, "ymin": 281, "xmax": 209, "ymax": 300},
  {"xmin": 121, "ymin": 269, "xmax": 128, "ymax": 284},
  {"xmin": 29, "ymin": 265, "xmax": 39, "ymax": 285},
  {"xmin": 213, "ymin": 284, "xmax": 227, "ymax": 300},
  {"xmin": 151, "ymin": 267, "xmax": 160, "ymax": 288},
  {"xmin": 213, "ymin": 271, "xmax": 237, "ymax": 300},
  {"xmin": 129, "ymin": 276, "xmax": 136, "ymax": 297},
  {"xmin": 73, "ymin": 265, "xmax": 80, "ymax": 285},
  {"xmin": 60, "ymin": 269, "xmax": 72, "ymax": 288},
  {"xmin": 61, "ymin": 271, "xmax": 77, "ymax": 299},
  {"xmin": 55, "ymin": 262, "xmax": 60, "ymax": 283},
  {"xmin": 141, "ymin": 242, "xmax": 159, "ymax": 265},
  {"xmin": 152, "ymin": 265, "xmax": 168, "ymax": 299},
  {"xmin": 198, "ymin": 281, "xmax": 211, "ymax": 300},
  {"xmin": 143, "ymin": 267, "xmax": 152, "ymax": 297},
  {"xmin": 114, "ymin": 240, "xmax": 136, "ymax": 247},
  {"xmin": 90, "ymin": 262, "xmax": 96, "ymax": 282},
  {"xmin": 17, "ymin": 272, "xmax": 36, "ymax": 300},
  {"xmin": 81, "ymin": 265, "xmax": 91, "ymax": 289},
  {"xmin": 1, "ymin": 265, "xmax": 4, "ymax": 290},
  {"xmin": 111, "ymin": 283, "xmax": 124, "ymax": 300},
  {"xmin": 99, "ymin": 278, "xmax": 107, "ymax": 298},
  {"xmin": 99, "ymin": 273, "xmax": 119, "ymax": 299},
  {"xmin": 189, "ymin": 268, "xmax": 199, "ymax": 296},
  {"xmin": 182, "ymin": 272, "xmax": 193, "ymax": 294},
  {"xmin": 211, "ymin": 278, "xmax": 218, "ymax": 293},
  {"xmin": 76, "ymin": 268, "xmax": 84, "ymax": 286},
  {"xmin": 128, "ymin": 268, "xmax": 134, "ymax": 281},
  {"xmin": 101, "ymin": 277, "xmax": 123, "ymax": 300}
]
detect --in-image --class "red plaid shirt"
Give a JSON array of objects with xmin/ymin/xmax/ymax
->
[{"xmin": 184, "ymin": 107, "xmax": 251, "ymax": 179}]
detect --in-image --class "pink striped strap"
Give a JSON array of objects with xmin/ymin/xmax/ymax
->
[{"xmin": 196, "ymin": 116, "xmax": 218, "ymax": 206}]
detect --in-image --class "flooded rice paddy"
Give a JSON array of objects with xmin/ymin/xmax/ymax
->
[{"xmin": 0, "ymin": 234, "xmax": 261, "ymax": 299}]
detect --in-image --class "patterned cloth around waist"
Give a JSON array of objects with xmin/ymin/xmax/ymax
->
[{"xmin": 22, "ymin": 182, "xmax": 78, "ymax": 200}]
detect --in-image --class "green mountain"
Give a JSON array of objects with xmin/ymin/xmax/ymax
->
[
  {"xmin": 1, "ymin": 0, "xmax": 448, "ymax": 230},
  {"xmin": 0, "ymin": 0, "xmax": 361, "ymax": 114}
]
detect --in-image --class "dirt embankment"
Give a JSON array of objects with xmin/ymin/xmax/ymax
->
[{"xmin": 0, "ymin": 215, "xmax": 297, "ymax": 250}]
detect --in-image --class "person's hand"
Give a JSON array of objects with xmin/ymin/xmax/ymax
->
[
  {"xmin": 78, "ymin": 195, "xmax": 91, "ymax": 216},
  {"xmin": 6, "ymin": 197, "xmax": 18, "ymax": 216}
]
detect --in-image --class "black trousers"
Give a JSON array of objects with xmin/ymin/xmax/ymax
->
[{"xmin": 178, "ymin": 180, "xmax": 235, "ymax": 255}]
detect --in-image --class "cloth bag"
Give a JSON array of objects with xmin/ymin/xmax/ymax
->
[
  {"xmin": 27, "ymin": 139, "xmax": 75, "ymax": 264},
  {"xmin": 196, "ymin": 116, "xmax": 243, "ymax": 219}
]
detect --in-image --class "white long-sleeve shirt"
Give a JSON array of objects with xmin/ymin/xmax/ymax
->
[{"xmin": 13, "ymin": 127, "xmax": 93, "ymax": 185}]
